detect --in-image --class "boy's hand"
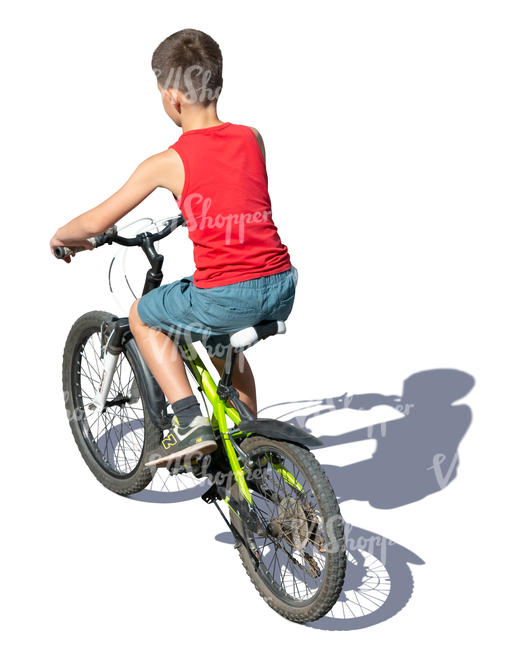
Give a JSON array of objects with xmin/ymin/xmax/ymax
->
[
  {"xmin": 50, "ymin": 235, "xmax": 93, "ymax": 263},
  {"xmin": 50, "ymin": 234, "xmax": 71, "ymax": 263}
]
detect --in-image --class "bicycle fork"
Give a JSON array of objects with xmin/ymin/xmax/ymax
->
[{"xmin": 90, "ymin": 320, "xmax": 123, "ymax": 412}]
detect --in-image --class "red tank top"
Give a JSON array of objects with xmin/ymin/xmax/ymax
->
[{"xmin": 169, "ymin": 122, "xmax": 292, "ymax": 288}]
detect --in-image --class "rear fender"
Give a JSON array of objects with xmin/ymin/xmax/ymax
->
[{"xmin": 237, "ymin": 418, "xmax": 323, "ymax": 450}]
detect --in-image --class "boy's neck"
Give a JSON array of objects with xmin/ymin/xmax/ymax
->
[{"xmin": 180, "ymin": 102, "xmax": 223, "ymax": 133}]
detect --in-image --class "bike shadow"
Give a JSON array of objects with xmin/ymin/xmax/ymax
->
[
  {"xmin": 129, "ymin": 366, "xmax": 474, "ymax": 628},
  {"xmin": 128, "ymin": 368, "xmax": 473, "ymax": 507},
  {"xmin": 244, "ymin": 367, "xmax": 474, "ymax": 628},
  {"xmin": 128, "ymin": 479, "xmax": 209, "ymax": 503},
  {"xmin": 215, "ymin": 523, "xmax": 424, "ymax": 630},
  {"xmin": 283, "ymin": 368, "xmax": 475, "ymax": 509}
]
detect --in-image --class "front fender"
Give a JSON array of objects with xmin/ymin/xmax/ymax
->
[{"xmin": 237, "ymin": 418, "xmax": 323, "ymax": 450}]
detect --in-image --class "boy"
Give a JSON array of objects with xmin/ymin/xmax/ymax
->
[{"xmin": 50, "ymin": 28, "xmax": 298, "ymax": 468}]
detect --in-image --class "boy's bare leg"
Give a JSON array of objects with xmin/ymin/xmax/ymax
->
[
  {"xmin": 128, "ymin": 299, "xmax": 194, "ymax": 403},
  {"xmin": 129, "ymin": 298, "xmax": 257, "ymax": 416},
  {"xmin": 209, "ymin": 351, "xmax": 257, "ymax": 417}
]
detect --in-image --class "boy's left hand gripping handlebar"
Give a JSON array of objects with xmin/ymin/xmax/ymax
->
[{"xmin": 53, "ymin": 226, "xmax": 118, "ymax": 260}]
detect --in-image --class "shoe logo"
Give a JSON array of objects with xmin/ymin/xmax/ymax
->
[
  {"xmin": 172, "ymin": 417, "xmax": 209, "ymax": 442},
  {"xmin": 174, "ymin": 428, "xmax": 192, "ymax": 442},
  {"xmin": 162, "ymin": 432, "xmax": 178, "ymax": 449}
]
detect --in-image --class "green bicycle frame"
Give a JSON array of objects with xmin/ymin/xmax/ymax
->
[
  {"xmin": 179, "ymin": 342, "xmax": 253, "ymax": 505},
  {"xmin": 178, "ymin": 342, "xmax": 305, "ymax": 509}
]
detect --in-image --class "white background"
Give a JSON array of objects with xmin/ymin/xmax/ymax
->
[{"xmin": 2, "ymin": 1, "xmax": 509, "ymax": 647}]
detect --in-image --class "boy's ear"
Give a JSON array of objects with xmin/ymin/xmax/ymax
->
[{"xmin": 169, "ymin": 89, "xmax": 180, "ymax": 107}]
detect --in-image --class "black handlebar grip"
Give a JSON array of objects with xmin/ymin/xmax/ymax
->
[
  {"xmin": 53, "ymin": 246, "xmax": 72, "ymax": 259},
  {"xmin": 53, "ymin": 236, "xmax": 97, "ymax": 259}
]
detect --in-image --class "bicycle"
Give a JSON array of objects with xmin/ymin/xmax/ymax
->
[{"xmin": 55, "ymin": 214, "xmax": 347, "ymax": 623}]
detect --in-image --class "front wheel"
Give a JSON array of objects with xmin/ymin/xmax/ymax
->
[
  {"xmin": 230, "ymin": 435, "xmax": 346, "ymax": 623},
  {"xmin": 62, "ymin": 310, "xmax": 162, "ymax": 495}
]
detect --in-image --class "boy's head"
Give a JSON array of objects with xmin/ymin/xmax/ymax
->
[{"xmin": 152, "ymin": 28, "xmax": 223, "ymax": 123}]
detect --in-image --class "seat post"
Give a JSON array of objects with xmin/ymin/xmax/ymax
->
[
  {"xmin": 216, "ymin": 344, "xmax": 254, "ymax": 420},
  {"xmin": 219, "ymin": 343, "xmax": 237, "ymax": 390}
]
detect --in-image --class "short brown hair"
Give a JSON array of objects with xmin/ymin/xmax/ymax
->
[{"xmin": 151, "ymin": 28, "xmax": 223, "ymax": 106}]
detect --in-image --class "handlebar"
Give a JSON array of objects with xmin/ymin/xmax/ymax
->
[{"xmin": 53, "ymin": 214, "xmax": 186, "ymax": 260}]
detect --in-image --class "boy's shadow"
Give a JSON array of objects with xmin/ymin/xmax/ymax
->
[{"xmin": 281, "ymin": 368, "xmax": 474, "ymax": 509}]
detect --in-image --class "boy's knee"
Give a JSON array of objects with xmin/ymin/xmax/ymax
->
[{"xmin": 129, "ymin": 298, "xmax": 142, "ymax": 327}]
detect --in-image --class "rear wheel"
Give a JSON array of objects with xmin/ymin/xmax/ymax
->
[
  {"xmin": 62, "ymin": 310, "xmax": 162, "ymax": 495},
  {"xmin": 230, "ymin": 435, "xmax": 346, "ymax": 623}
]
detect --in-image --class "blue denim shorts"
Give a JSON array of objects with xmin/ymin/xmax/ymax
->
[{"xmin": 137, "ymin": 265, "xmax": 298, "ymax": 359}]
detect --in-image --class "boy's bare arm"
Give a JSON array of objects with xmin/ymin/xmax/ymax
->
[
  {"xmin": 249, "ymin": 127, "xmax": 266, "ymax": 162},
  {"xmin": 51, "ymin": 150, "xmax": 182, "ymax": 247}
]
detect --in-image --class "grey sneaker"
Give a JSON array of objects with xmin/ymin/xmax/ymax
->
[{"xmin": 145, "ymin": 414, "xmax": 217, "ymax": 468}]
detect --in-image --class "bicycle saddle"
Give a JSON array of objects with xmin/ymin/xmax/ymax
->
[{"xmin": 229, "ymin": 320, "xmax": 286, "ymax": 349}]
